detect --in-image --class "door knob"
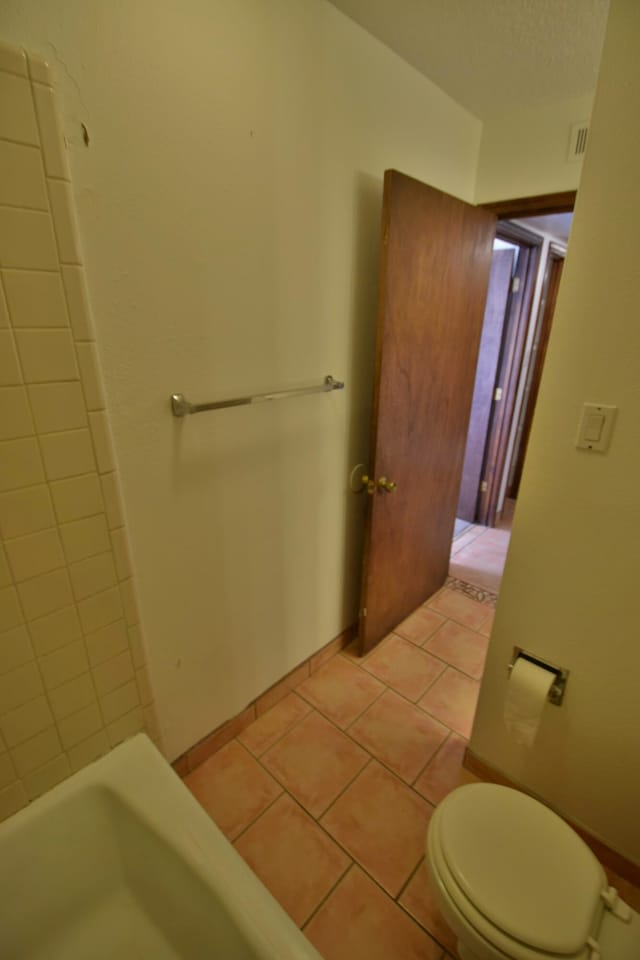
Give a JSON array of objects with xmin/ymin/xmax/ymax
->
[
  {"xmin": 360, "ymin": 474, "xmax": 397, "ymax": 495},
  {"xmin": 361, "ymin": 474, "xmax": 376, "ymax": 495},
  {"xmin": 377, "ymin": 477, "xmax": 397, "ymax": 493}
]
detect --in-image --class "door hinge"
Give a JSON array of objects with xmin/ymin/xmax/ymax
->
[
  {"xmin": 494, "ymin": 386, "xmax": 503, "ymax": 401},
  {"xmin": 479, "ymin": 480, "xmax": 488, "ymax": 493},
  {"xmin": 361, "ymin": 607, "xmax": 367, "ymax": 617},
  {"xmin": 511, "ymin": 276, "xmax": 521, "ymax": 293}
]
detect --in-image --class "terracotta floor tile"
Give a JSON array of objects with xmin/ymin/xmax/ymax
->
[
  {"xmin": 297, "ymin": 655, "xmax": 384, "ymax": 728},
  {"xmin": 363, "ymin": 634, "xmax": 446, "ymax": 702},
  {"xmin": 237, "ymin": 692, "xmax": 311, "ymax": 756},
  {"xmin": 349, "ymin": 689, "xmax": 448, "ymax": 784},
  {"xmin": 478, "ymin": 608, "xmax": 495, "ymax": 637},
  {"xmin": 413, "ymin": 732, "xmax": 469, "ymax": 805},
  {"xmin": 418, "ymin": 668, "xmax": 480, "ymax": 739},
  {"xmin": 321, "ymin": 760, "xmax": 433, "ymax": 896},
  {"xmin": 399, "ymin": 859, "xmax": 458, "ymax": 955},
  {"xmin": 261, "ymin": 710, "xmax": 368, "ymax": 817},
  {"xmin": 305, "ymin": 865, "xmax": 442, "ymax": 960},
  {"xmin": 395, "ymin": 606, "xmax": 447, "ymax": 646},
  {"xmin": 184, "ymin": 740, "xmax": 282, "ymax": 840},
  {"xmin": 424, "ymin": 620, "xmax": 489, "ymax": 679},
  {"xmin": 427, "ymin": 588, "xmax": 491, "ymax": 631},
  {"xmin": 235, "ymin": 793, "xmax": 350, "ymax": 926}
]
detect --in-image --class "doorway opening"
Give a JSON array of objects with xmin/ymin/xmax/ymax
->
[{"xmin": 449, "ymin": 207, "xmax": 573, "ymax": 595}]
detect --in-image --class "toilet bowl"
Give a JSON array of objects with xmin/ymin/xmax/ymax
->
[{"xmin": 427, "ymin": 783, "xmax": 640, "ymax": 960}]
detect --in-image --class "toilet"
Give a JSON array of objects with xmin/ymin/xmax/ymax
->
[{"xmin": 427, "ymin": 783, "xmax": 640, "ymax": 960}]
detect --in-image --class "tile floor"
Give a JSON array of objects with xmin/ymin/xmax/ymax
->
[
  {"xmin": 184, "ymin": 585, "xmax": 491, "ymax": 960},
  {"xmin": 182, "ymin": 496, "xmax": 638, "ymax": 956},
  {"xmin": 183, "ymin": 579, "xmax": 640, "ymax": 957},
  {"xmin": 449, "ymin": 500, "xmax": 514, "ymax": 593}
]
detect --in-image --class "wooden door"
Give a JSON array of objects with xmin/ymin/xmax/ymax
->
[
  {"xmin": 457, "ymin": 248, "xmax": 515, "ymax": 521},
  {"xmin": 359, "ymin": 170, "xmax": 495, "ymax": 653}
]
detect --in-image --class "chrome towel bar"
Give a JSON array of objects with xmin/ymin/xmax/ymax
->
[{"xmin": 170, "ymin": 374, "xmax": 344, "ymax": 417}]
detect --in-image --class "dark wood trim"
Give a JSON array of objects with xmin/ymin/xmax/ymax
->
[
  {"xmin": 464, "ymin": 748, "xmax": 640, "ymax": 886},
  {"xmin": 495, "ymin": 220, "xmax": 544, "ymax": 248},
  {"xmin": 508, "ymin": 252, "xmax": 564, "ymax": 497},
  {"xmin": 477, "ymin": 229, "xmax": 541, "ymax": 526},
  {"xmin": 481, "ymin": 190, "xmax": 576, "ymax": 219}
]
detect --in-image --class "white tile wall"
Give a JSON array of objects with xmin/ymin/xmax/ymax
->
[
  {"xmin": 0, "ymin": 41, "xmax": 158, "ymax": 819},
  {"xmin": 28, "ymin": 606, "xmax": 81, "ymax": 656},
  {"xmin": 0, "ymin": 331, "xmax": 22, "ymax": 385},
  {"xmin": 59, "ymin": 514, "xmax": 111, "ymax": 563},
  {"xmin": 0, "ymin": 484, "xmax": 54, "ymax": 538},
  {"xmin": 0, "ymin": 386, "xmax": 34, "ymax": 440},
  {"xmin": 0, "ymin": 141, "xmax": 48, "ymax": 209},
  {"xmin": 40, "ymin": 427, "xmax": 95, "ymax": 480},
  {"xmin": 50, "ymin": 473, "xmax": 103, "ymax": 523},
  {"xmin": 0, "ymin": 208, "xmax": 59, "ymax": 269},
  {"xmin": 28, "ymin": 381, "xmax": 87, "ymax": 433},
  {"xmin": 15, "ymin": 329, "xmax": 79, "ymax": 382},
  {"xmin": 0, "ymin": 437, "xmax": 45, "ymax": 492},
  {"xmin": 0, "ymin": 286, "xmax": 8, "ymax": 328},
  {"xmin": 3, "ymin": 270, "xmax": 69, "ymax": 327}
]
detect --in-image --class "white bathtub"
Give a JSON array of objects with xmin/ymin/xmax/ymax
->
[{"xmin": 0, "ymin": 734, "xmax": 323, "ymax": 959}]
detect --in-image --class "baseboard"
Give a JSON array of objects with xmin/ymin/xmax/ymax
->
[
  {"xmin": 464, "ymin": 748, "xmax": 640, "ymax": 887},
  {"xmin": 171, "ymin": 622, "xmax": 357, "ymax": 777}
]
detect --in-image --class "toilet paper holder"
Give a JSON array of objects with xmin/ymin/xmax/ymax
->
[{"xmin": 508, "ymin": 648, "xmax": 569, "ymax": 706}]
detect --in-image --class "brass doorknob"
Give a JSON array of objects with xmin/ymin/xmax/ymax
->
[
  {"xmin": 360, "ymin": 474, "xmax": 398, "ymax": 494},
  {"xmin": 377, "ymin": 477, "xmax": 397, "ymax": 493},
  {"xmin": 361, "ymin": 474, "xmax": 376, "ymax": 495}
]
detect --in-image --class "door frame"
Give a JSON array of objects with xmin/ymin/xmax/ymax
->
[
  {"xmin": 475, "ymin": 191, "xmax": 576, "ymax": 525},
  {"xmin": 481, "ymin": 190, "xmax": 576, "ymax": 219},
  {"xmin": 508, "ymin": 249, "xmax": 565, "ymax": 498},
  {"xmin": 476, "ymin": 222, "xmax": 542, "ymax": 526}
]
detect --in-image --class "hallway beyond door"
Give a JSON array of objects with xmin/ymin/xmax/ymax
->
[{"xmin": 449, "ymin": 499, "xmax": 514, "ymax": 594}]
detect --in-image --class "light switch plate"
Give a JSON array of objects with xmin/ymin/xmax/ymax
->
[{"xmin": 576, "ymin": 402, "xmax": 617, "ymax": 452}]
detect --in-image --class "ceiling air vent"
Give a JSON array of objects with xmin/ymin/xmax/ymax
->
[{"xmin": 568, "ymin": 122, "xmax": 589, "ymax": 162}]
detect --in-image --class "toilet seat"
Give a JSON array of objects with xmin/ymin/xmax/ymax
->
[{"xmin": 428, "ymin": 784, "xmax": 608, "ymax": 960}]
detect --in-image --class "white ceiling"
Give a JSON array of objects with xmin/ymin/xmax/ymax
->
[
  {"xmin": 516, "ymin": 213, "xmax": 573, "ymax": 244},
  {"xmin": 326, "ymin": 0, "xmax": 609, "ymax": 119}
]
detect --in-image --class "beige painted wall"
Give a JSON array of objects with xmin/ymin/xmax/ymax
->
[
  {"xmin": 0, "ymin": 0, "xmax": 482, "ymax": 759},
  {"xmin": 475, "ymin": 93, "xmax": 593, "ymax": 203},
  {"xmin": 470, "ymin": 0, "xmax": 640, "ymax": 863}
]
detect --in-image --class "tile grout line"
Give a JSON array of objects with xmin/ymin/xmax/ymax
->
[
  {"xmin": 0, "ymin": 219, "xmax": 73, "ymax": 785},
  {"xmin": 237, "ymin": 694, "xmax": 313, "ymax": 762},
  {"xmin": 409, "ymin": 729, "xmax": 461, "ymax": 793},
  {"xmin": 298, "ymin": 670, "xmax": 388, "ymax": 734},
  {"xmin": 198, "ymin": 737, "xmax": 452, "ymax": 955},
  {"xmin": 391, "ymin": 854, "xmax": 459, "ymax": 953},
  {"xmin": 197, "ymin": 643, "xmax": 469, "ymax": 807},
  {"xmin": 229, "ymin": 784, "xmax": 286, "ymax": 847},
  {"xmin": 244, "ymin": 783, "xmax": 434, "ymax": 948},
  {"xmin": 300, "ymin": 860, "xmax": 357, "ymax": 932},
  {"xmin": 338, "ymin": 635, "xmax": 477, "ymax": 735}
]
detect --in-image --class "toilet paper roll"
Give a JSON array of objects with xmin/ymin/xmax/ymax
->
[{"xmin": 504, "ymin": 657, "xmax": 555, "ymax": 747}]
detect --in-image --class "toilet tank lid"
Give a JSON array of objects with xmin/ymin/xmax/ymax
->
[{"xmin": 439, "ymin": 784, "xmax": 606, "ymax": 955}]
